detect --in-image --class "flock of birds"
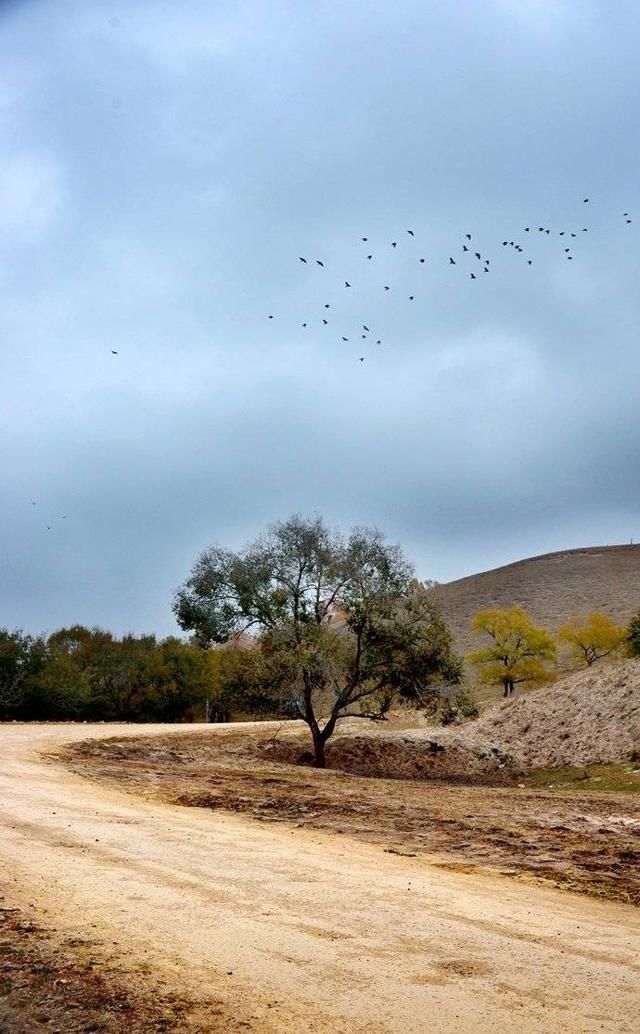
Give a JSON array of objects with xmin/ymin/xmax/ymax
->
[
  {"xmin": 30, "ymin": 501, "xmax": 69, "ymax": 533},
  {"xmin": 36, "ymin": 196, "xmax": 635, "ymax": 528},
  {"xmin": 268, "ymin": 198, "xmax": 635, "ymax": 361}
]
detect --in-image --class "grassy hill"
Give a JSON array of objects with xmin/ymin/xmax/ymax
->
[{"xmin": 430, "ymin": 544, "xmax": 640, "ymax": 658}]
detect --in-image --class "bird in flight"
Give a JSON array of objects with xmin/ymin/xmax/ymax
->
[
  {"xmin": 268, "ymin": 315, "xmax": 274, "ymax": 319},
  {"xmin": 419, "ymin": 258, "xmax": 425, "ymax": 263},
  {"xmin": 407, "ymin": 230, "xmax": 415, "ymax": 236},
  {"xmin": 345, "ymin": 281, "xmax": 351, "ymax": 287},
  {"xmin": 299, "ymin": 257, "xmax": 307, "ymax": 263},
  {"xmin": 342, "ymin": 336, "xmax": 349, "ymax": 341},
  {"xmin": 316, "ymin": 260, "xmax": 324, "ymax": 267},
  {"xmin": 391, "ymin": 242, "xmax": 397, "ymax": 248},
  {"xmin": 524, "ymin": 227, "xmax": 530, "ymax": 232},
  {"xmin": 324, "ymin": 303, "xmax": 330, "ymax": 308},
  {"xmin": 463, "ymin": 244, "xmax": 469, "ymax": 252},
  {"xmin": 367, "ymin": 254, "xmax": 372, "ymax": 260},
  {"xmin": 363, "ymin": 324, "xmax": 370, "ymax": 331},
  {"xmin": 470, "ymin": 272, "xmax": 476, "ymax": 279},
  {"xmin": 361, "ymin": 237, "xmax": 368, "ymax": 242},
  {"xmin": 409, "ymin": 295, "xmax": 414, "ymax": 301},
  {"xmin": 384, "ymin": 285, "xmax": 390, "ymax": 290},
  {"xmin": 323, "ymin": 319, "xmax": 328, "ymax": 324},
  {"xmin": 474, "ymin": 252, "xmax": 481, "ymax": 260},
  {"xmin": 359, "ymin": 357, "xmax": 364, "ymax": 362},
  {"xmin": 376, "ymin": 339, "xmax": 381, "ymax": 345},
  {"xmin": 31, "ymin": 500, "xmax": 37, "ymax": 506},
  {"xmin": 449, "ymin": 257, "xmax": 456, "ymax": 264},
  {"xmin": 466, "ymin": 234, "xmax": 471, "ymax": 241},
  {"xmin": 302, "ymin": 322, "xmax": 307, "ymax": 327},
  {"xmin": 583, "ymin": 198, "xmax": 589, "ymax": 203},
  {"xmin": 111, "ymin": 350, "xmax": 118, "ymax": 355}
]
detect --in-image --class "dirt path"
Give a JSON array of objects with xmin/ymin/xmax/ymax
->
[{"xmin": 1, "ymin": 724, "xmax": 639, "ymax": 1033}]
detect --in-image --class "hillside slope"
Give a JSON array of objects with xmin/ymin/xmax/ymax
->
[
  {"xmin": 444, "ymin": 658, "xmax": 640, "ymax": 769},
  {"xmin": 431, "ymin": 544, "xmax": 640, "ymax": 656}
]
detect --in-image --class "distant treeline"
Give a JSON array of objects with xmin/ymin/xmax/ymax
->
[{"xmin": 0, "ymin": 626, "xmax": 257, "ymax": 723}]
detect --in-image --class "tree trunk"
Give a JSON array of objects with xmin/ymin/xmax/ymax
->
[{"xmin": 312, "ymin": 728, "xmax": 326, "ymax": 768}]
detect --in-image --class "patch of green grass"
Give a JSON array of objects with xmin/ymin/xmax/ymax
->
[{"xmin": 524, "ymin": 761, "xmax": 640, "ymax": 794}]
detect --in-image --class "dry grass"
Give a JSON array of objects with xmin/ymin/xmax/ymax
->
[
  {"xmin": 431, "ymin": 544, "xmax": 640, "ymax": 659},
  {"xmin": 441, "ymin": 658, "xmax": 640, "ymax": 769}
]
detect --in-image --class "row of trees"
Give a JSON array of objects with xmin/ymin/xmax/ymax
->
[
  {"xmin": 470, "ymin": 606, "xmax": 637, "ymax": 697},
  {"xmin": 3, "ymin": 514, "xmax": 639, "ymax": 765},
  {"xmin": 0, "ymin": 626, "xmax": 252, "ymax": 723}
]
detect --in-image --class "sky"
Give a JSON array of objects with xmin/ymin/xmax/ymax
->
[{"xmin": 1, "ymin": 0, "xmax": 639, "ymax": 637}]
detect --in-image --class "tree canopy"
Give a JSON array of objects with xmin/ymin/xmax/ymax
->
[
  {"xmin": 174, "ymin": 514, "xmax": 462, "ymax": 765},
  {"xmin": 468, "ymin": 606, "xmax": 556, "ymax": 697},
  {"xmin": 557, "ymin": 612, "xmax": 627, "ymax": 667}
]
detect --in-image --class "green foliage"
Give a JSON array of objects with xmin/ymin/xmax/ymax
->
[
  {"xmin": 558, "ymin": 612, "xmax": 627, "ymax": 667},
  {"xmin": 628, "ymin": 610, "xmax": 640, "ymax": 657},
  {"xmin": 469, "ymin": 606, "xmax": 556, "ymax": 698},
  {"xmin": 439, "ymin": 687, "xmax": 479, "ymax": 726},
  {"xmin": 0, "ymin": 625, "xmax": 223, "ymax": 723},
  {"xmin": 174, "ymin": 514, "xmax": 462, "ymax": 765}
]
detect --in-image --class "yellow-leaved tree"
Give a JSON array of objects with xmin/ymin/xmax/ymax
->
[
  {"xmin": 469, "ymin": 607, "xmax": 556, "ymax": 698},
  {"xmin": 557, "ymin": 612, "xmax": 627, "ymax": 667}
]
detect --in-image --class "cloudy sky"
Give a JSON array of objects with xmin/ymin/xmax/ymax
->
[{"xmin": 1, "ymin": 0, "xmax": 639, "ymax": 637}]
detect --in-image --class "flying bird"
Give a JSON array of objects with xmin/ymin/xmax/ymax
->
[
  {"xmin": 474, "ymin": 252, "xmax": 481, "ymax": 260},
  {"xmin": 409, "ymin": 295, "xmax": 414, "ymax": 301},
  {"xmin": 361, "ymin": 237, "xmax": 368, "ymax": 242},
  {"xmin": 342, "ymin": 336, "xmax": 349, "ymax": 341},
  {"xmin": 407, "ymin": 230, "xmax": 414, "ymax": 236},
  {"xmin": 111, "ymin": 350, "xmax": 118, "ymax": 354},
  {"xmin": 465, "ymin": 234, "xmax": 471, "ymax": 240},
  {"xmin": 449, "ymin": 257, "xmax": 456, "ymax": 264},
  {"xmin": 363, "ymin": 325, "xmax": 369, "ymax": 331},
  {"xmin": 527, "ymin": 260, "xmax": 532, "ymax": 265},
  {"xmin": 316, "ymin": 260, "xmax": 324, "ymax": 267},
  {"xmin": 322, "ymin": 319, "xmax": 328, "ymax": 324},
  {"xmin": 31, "ymin": 500, "xmax": 36, "ymax": 506},
  {"xmin": 470, "ymin": 273, "xmax": 476, "ymax": 279},
  {"xmin": 627, "ymin": 218, "xmax": 632, "ymax": 224},
  {"xmin": 268, "ymin": 315, "xmax": 274, "ymax": 319},
  {"xmin": 367, "ymin": 254, "xmax": 372, "ymax": 259},
  {"xmin": 299, "ymin": 257, "xmax": 307, "ymax": 263},
  {"xmin": 391, "ymin": 242, "xmax": 397, "ymax": 248},
  {"xmin": 302, "ymin": 322, "xmax": 307, "ymax": 327},
  {"xmin": 384, "ymin": 285, "xmax": 390, "ymax": 290},
  {"xmin": 345, "ymin": 281, "xmax": 351, "ymax": 287},
  {"xmin": 463, "ymin": 244, "xmax": 469, "ymax": 252},
  {"xmin": 324, "ymin": 303, "xmax": 330, "ymax": 308},
  {"xmin": 376, "ymin": 339, "xmax": 381, "ymax": 344},
  {"xmin": 419, "ymin": 258, "xmax": 425, "ymax": 263},
  {"xmin": 524, "ymin": 227, "xmax": 530, "ymax": 232},
  {"xmin": 583, "ymin": 198, "xmax": 589, "ymax": 203},
  {"xmin": 359, "ymin": 357, "xmax": 364, "ymax": 362}
]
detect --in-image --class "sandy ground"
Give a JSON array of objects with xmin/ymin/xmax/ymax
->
[
  {"xmin": 1, "ymin": 723, "xmax": 640, "ymax": 1033},
  {"xmin": 64, "ymin": 726, "xmax": 640, "ymax": 905}
]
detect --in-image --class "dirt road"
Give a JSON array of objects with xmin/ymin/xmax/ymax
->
[{"xmin": 1, "ymin": 724, "xmax": 639, "ymax": 1033}]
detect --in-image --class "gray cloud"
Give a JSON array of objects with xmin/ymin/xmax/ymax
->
[{"xmin": 1, "ymin": 0, "xmax": 639, "ymax": 635}]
